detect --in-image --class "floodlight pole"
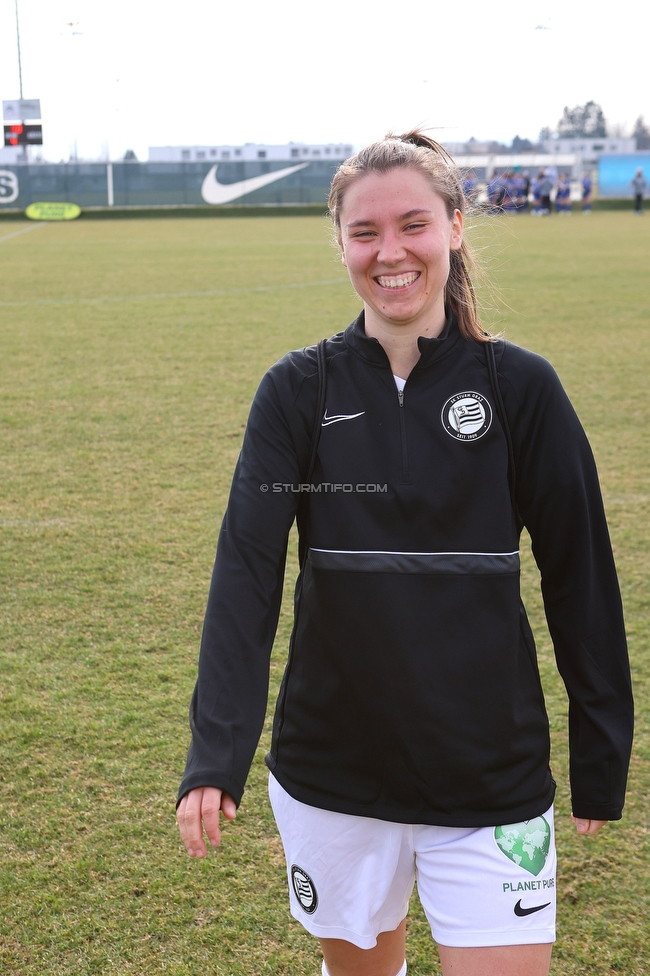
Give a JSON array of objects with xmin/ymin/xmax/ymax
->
[
  {"xmin": 15, "ymin": 0, "xmax": 24, "ymax": 99},
  {"xmin": 14, "ymin": 0, "xmax": 28, "ymax": 161}
]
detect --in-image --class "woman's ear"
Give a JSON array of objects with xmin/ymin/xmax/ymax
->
[
  {"xmin": 450, "ymin": 209, "xmax": 463, "ymax": 251},
  {"xmin": 339, "ymin": 236, "xmax": 347, "ymax": 267}
]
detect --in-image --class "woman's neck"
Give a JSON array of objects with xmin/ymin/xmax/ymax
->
[{"xmin": 364, "ymin": 306, "xmax": 447, "ymax": 378}]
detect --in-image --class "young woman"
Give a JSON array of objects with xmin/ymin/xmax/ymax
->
[
  {"xmin": 555, "ymin": 173, "xmax": 572, "ymax": 214},
  {"xmin": 176, "ymin": 132, "xmax": 633, "ymax": 976},
  {"xmin": 531, "ymin": 171, "xmax": 543, "ymax": 215}
]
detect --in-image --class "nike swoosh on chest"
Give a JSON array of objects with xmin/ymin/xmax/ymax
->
[{"xmin": 321, "ymin": 410, "xmax": 365, "ymax": 427}]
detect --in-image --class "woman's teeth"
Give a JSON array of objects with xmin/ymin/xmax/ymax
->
[{"xmin": 376, "ymin": 272, "xmax": 420, "ymax": 288}]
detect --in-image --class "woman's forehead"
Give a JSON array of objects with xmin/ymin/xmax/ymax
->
[{"xmin": 340, "ymin": 167, "xmax": 444, "ymax": 224}]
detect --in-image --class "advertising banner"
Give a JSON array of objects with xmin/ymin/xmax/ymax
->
[
  {"xmin": 0, "ymin": 159, "xmax": 338, "ymax": 210},
  {"xmin": 598, "ymin": 154, "xmax": 650, "ymax": 197},
  {"xmin": 3, "ymin": 99, "xmax": 42, "ymax": 121},
  {"xmin": 25, "ymin": 202, "xmax": 81, "ymax": 220},
  {"xmin": 0, "ymin": 170, "xmax": 19, "ymax": 204}
]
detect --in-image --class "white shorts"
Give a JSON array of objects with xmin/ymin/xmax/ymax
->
[{"xmin": 269, "ymin": 774, "xmax": 556, "ymax": 949}]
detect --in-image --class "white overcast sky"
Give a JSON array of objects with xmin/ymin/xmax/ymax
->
[{"xmin": 1, "ymin": 0, "xmax": 649, "ymax": 162}]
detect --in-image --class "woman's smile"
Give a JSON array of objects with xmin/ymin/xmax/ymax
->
[{"xmin": 375, "ymin": 271, "xmax": 421, "ymax": 289}]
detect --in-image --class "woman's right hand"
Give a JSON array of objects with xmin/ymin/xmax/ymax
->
[{"xmin": 176, "ymin": 786, "xmax": 237, "ymax": 857}]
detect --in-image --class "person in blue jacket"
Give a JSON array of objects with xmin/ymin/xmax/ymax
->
[
  {"xmin": 177, "ymin": 131, "xmax": 633, "ymax": 976},
  {"xmin": 462, "ymin": 170, "xmax": 478, "ymax": 203},
  {"xmin": 582, "ymin": 172, "xmax": 593, "ymax": 212},
  {"xmin": 555, "ymin": 173, "xmax": 572, "ymax": 214}
]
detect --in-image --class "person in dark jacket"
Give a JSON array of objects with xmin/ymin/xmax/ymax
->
[
  {"xmin": 176, "ymin": 131, "xmax": 633, "ymax": 976},
  {"xmin": 631, "ymin": 167, "xmax": 647, "ymax": 214},
  {"xmin": 537, "ymin": 170, "xmax": 554, "ymax": 216}
]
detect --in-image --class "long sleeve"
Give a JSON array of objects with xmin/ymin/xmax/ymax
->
[
  {"xmin": 500, "ymin": 343, "xmax": 634, "ymax": 820},
  {"xmin": 177, "ymin": 356, "xmax": 317, "ymax": 806}
]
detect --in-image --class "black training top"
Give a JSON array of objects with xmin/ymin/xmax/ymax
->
[{"xmin": 178, "ymin": 312, "xmax": 633, "ymax": 826}]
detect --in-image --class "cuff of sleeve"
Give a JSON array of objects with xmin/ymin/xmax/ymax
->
[
  {"xmin": 571, "ymin": 802, "xmax": 622, "ymax": 822},
  {"xmin": 176, "ymin": 774, "xmax": 244, "ymax": 810}
]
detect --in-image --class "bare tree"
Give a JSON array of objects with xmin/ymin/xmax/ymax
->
[
  {"xmin": 633, "ymin": 116, "xmax": 650, "ymax": 150},
  {"xmin": 511, "ymin": 135, "xmax": 534, "ymax": 152},
  {"xmin": 557, "ymin": 101, "xmax": 607, "ymax": 138}
]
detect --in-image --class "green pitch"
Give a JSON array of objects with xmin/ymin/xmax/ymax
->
[{"xmin": 1, "ymin": 212, "xmax": 648, "ymax": 974}]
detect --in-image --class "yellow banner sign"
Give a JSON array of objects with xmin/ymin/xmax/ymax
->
[{"xmin": 25, "ymin": 202, "xmax": 81, "ymax": 221}]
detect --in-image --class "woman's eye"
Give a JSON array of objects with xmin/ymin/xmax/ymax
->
[{"xmin": 405, "ymin": 222, "xmax": 426, "ymax": 231}]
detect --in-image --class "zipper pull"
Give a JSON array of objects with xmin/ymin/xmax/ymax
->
[{"xmin": 398, "ymin": 389, "xmax": 404, "ymax": 407}]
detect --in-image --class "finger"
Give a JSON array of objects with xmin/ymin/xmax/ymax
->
[
  {"xmin": 572, "ymin": 816, "xmax": 590, "ymax": 834},
  {"xmin": 177, "ymin": 789, "xmax": 209, "ymax": 857},
  {"xmin": 201, "ymin": 788, "xmax": 226, "ymax": 849},
  {"xmin": 221, "ymin": 792, "xmax": 238, "ymax": 821},
  {"xmin": 572, "ymin": 816, "xmax": 608, "ymax": 836},
  {"xmin": 584, "ymin": 819, "xmax": 608, "ymax": 835}
]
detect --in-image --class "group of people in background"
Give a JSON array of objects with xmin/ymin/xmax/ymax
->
[{"xmin": 463, "ymin": 170, "xmax": 594, "ymax": 215}]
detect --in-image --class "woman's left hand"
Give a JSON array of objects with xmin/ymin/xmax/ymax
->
[{"xmin": 572, "ymin": 816, "xmax": 608, "ymax": 835}]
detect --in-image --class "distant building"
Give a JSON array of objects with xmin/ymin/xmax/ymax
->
[
  {"xmin": 444, "ymin": 140, "xmax": 502, "ymax": 155},
  {"xmin": 148, "ymin": 142, "xmax": 354, "ymax": 163},
  {"xmin": 0, "ymin": 145, "xmax": 23, "ymax": 164},
  {"xmin": 541, "ymin": 137, "xmax": 636, "ymax": 166},
  {"xmin": 451, "ymin": 153, "xmax": 579, "ymax": 181},
  {"xmin": 444, "ymin": 141, "xmax": 480, "ymax": 155}
]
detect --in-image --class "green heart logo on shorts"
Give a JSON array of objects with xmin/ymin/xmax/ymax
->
[{"xmin": 494, "ymin": 817, "xmax": 551, "ymax": 877}]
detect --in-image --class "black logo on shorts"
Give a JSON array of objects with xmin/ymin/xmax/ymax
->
[
  {"xmin": 441, "ymin": 392, "xmax": 492, "ymax": 441},
  {"xmin": 291, "ymin": 864, "xmax": 318, "ymax": 914},
  {"xmin": 514, "ymin": 899, "xmax": 550, "ymax": 917}
]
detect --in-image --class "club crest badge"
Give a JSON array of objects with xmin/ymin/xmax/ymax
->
[
  {"xmin": 441, "ymin": 391, "xmax": 492, "ymax": 441},
  {"xmin": 291, "ymin": 865, "xmax": 318, "ymax": 914}
]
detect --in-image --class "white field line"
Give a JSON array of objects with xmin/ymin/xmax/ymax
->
[
  {"xmin": 0, "ymin": 277, "xmax": 350, "ymax": 308},
  {"xmin": 0, "ymin": 221, "xmax": 46, "ymax": 244},
  {"xmin": 0, "ymin": 518, "xmax": 70, "ymax": 528}
]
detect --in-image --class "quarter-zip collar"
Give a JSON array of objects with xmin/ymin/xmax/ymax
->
[{"xmin": 344, "ymin": 308, "xmax": 462, "ymax": 370}]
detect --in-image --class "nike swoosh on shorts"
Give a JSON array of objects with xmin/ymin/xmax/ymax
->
[{"xmin": 514, "ymin": 899, "xmax": 551, "ymax": 917}]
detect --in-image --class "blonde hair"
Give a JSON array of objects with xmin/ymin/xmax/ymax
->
[{"xmin": 329, "ymin": 129, "xmax": 490, "ymax": 343}]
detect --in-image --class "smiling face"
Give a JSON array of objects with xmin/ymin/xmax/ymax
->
[{"xmin": 339, "ymin": 166, "xmax": 463, "ymax": 338}]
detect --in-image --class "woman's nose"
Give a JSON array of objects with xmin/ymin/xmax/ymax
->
[{"xmin": 376, "ymin": 233, "xmax": 407, "ymax": 265}]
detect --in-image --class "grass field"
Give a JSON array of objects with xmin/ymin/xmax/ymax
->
[{"xmin": 1, "ymin": 211, "xmax": 649, "ymax": 975}]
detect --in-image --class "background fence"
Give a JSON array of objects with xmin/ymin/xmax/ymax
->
[
  {"xmin": 0, "ymin": 159, "xmax": 341, "ymax": 210},
  {"xmin": 4, "ymin": 155, "xmax": 649, "ymax": 210}
]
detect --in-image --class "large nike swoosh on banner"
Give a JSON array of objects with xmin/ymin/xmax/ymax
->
[{"xmin": 201, "ymin": 162, "xmax": 310, "ymax": 204}]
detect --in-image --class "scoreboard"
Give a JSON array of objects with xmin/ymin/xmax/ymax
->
[{"xmin": 4, "ymin": 123, "xmax": 43, "ymax": 146}]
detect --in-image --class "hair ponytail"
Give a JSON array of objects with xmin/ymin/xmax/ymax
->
[{"xmin": 397, "ymin": 129, "xmax": 454, "ymax": 162}]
